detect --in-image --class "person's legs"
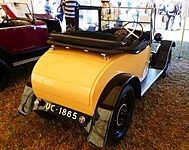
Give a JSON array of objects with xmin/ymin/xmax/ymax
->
[
  {"xmin": 70, "ymin": 18, "xmax": 75, "ymax": 27},
  {"xmin": 165, "ymin": 15, "xmax": 171, "ymax": 30},
  {"xmin": 60, "ymin": 13, "xmax": 64, "ymax": 22},
  {"xmin": 170, "ymin": 15, "xmax": 175, "ymax": 31},
  {"xmin": 65, "ymin": 17, "xmax": 75, "ymax": 29},
  {"xmin": 179, "ymin": 15, "xmax": 182, "ymax": 29}
]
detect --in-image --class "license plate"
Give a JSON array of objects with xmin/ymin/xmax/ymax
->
[{"xmin": 45, "ymin": 102, "xmax": 78, "ymax": 120}]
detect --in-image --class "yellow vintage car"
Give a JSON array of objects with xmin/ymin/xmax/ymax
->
[{"xmin": 18, "ymin": 6, "xmax": 175, "ymax": 147}]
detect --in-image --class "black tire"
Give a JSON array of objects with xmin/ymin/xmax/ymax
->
[
  {"xmin": 161, "ymin": 49, "xmax": 172, "ymax": 78},
  {"xmin": 0, "ymin": 60, "xmax": 9, "ymax": 91},
  {"xmin": 106, "ymin": 85, "xmax": 135, "ymax": 146},
  {"xmin": 35, "ymin": 110, "xmax": 58, "ymax": 120}
]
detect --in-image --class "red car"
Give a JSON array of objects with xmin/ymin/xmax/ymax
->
[{"xmin": 0, "ymin": 2, "xmax": 50, "ymax": 91}]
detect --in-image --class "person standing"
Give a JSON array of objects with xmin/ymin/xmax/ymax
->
[
  {"xmin": 175, "ymin": 0, "xmax": 182, "ymax": 29},
  {"xmin": 101, "ymin": 0, "xmax": 113, "ymax": 19},
  {"xmin": 145, "ymin": 0, "xmax": 157, "ymax": 30},
  {"xmin": 63, "ymin": 0, "xmax": 79, "ymax": 29},
  {"xmin": 165, "ymin": 0, "xmax": 177, "ymax": 31},
  {"xmin": 130, "ymin": 0, "xmax": 140, "ymax": 27},
  {"xmin": 145, "ymin": 0, "xmax": 156, "ymax": 15},
  {"xmin": 44, "ymin": 0, "xmax": 52, "ymax": 14},
  {"xmin": 56, "ymin": 1, "xmax": 64, "ymax": 22}
]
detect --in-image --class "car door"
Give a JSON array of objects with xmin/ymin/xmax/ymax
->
[{"xmin": 0, "ymin": 24, "xmax": 36, "ymax": 56}]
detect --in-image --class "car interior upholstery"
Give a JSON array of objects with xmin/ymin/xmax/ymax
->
[{"xmin": 0, "ymin": 18, "xmax": 32, "ymax": 28}]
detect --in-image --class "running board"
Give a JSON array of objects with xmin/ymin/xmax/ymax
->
[
  {"xmin": 141, "ymin": 68, "xmax": 163, "ymax": 96},
  {"xmin": 13, "ymin": 56, "xmax": 41, "ymax": 66}
]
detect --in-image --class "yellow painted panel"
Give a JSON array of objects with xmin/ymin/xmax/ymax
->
[
  {"xmin": 32, "ymin": 46, "xmax": 151, "ymax": 116},
  {"xmin": 90, "ymin": 46, "xmax": 151, "ymax": 110}
]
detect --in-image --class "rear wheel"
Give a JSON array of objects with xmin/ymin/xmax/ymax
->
[
  {"xmin": 0, "ymin": 60, "xmax": 9, "ymax": 91},
  {"xmin": 106, "ymin": 85, "xmax": 135, "ymax": 146}
]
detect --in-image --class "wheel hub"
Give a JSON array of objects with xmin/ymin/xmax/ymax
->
[{"xmin": 116, "ymin": 103, "xmax": 127, "ymax": 126}]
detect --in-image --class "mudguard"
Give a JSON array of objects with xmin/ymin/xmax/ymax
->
[
  {"xmin": 97, "ymin": 74, "xmax": 141, "ymax": 110},
  {"xmin": 18, "ymin": 86, "xmax": 35, "ymax": 116},
  {"xmin": 151, "ymin": 40, "xmax": 175, "ymax": 70},
  {"xmin": 87, "ymin": 74, "xmax": 141, "ymax": 147}
]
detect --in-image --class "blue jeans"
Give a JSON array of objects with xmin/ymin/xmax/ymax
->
[{"xmin": 165, "ymin": 12, "xmax": 175, "ymax": 30}]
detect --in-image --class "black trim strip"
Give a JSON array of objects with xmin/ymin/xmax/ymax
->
[{"xmin": 11, "ymin": 45, "xmax": 50, "ymax": 64}]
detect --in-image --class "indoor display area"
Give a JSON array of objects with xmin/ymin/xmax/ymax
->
[{"xmin": 0, "ymin": 0, "xmax": 189, "ymax": 149}]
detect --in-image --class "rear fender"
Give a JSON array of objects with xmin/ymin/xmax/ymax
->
[
  {"xmin": 151, "ymin": 40, "xmax": 175, "ymax": 70},
  {"xmin": 87, "ymin": 74, "xmax": 141, "ymax": 147},
  {"xmin": 96, "ymin": 73, "xmax": 141, "ymax": 111}
]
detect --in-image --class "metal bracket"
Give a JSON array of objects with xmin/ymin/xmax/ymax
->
[{"xmin": 101, "ymin": 53, "xmax": 109, "ymax": 60}]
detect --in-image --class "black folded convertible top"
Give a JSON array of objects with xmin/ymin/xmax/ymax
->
[{"xmin": 48, "ymin": 31, "xmax": 148, "ymax": 54}]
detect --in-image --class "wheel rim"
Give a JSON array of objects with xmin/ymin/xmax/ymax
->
[
  {"xmin": 116, "ymin": 103, "xmax": 127, "ymax": 126},
  {"xmin": 113, "ymin": 94, "xmax": 132, "ymax": 138}
]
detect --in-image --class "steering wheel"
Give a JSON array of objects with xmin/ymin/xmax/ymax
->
[
  {"xmin": 122, "ymin": 22, "xmax": 143, "ymax": 40},
  {"xmin": 114, "ymin": 21, "xmax": 143, "ymax": 46}
]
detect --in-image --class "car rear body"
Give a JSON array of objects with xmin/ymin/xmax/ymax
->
[{"xmin": 32, "ymin": 45, "xmax": 151, "ymax": 116}]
